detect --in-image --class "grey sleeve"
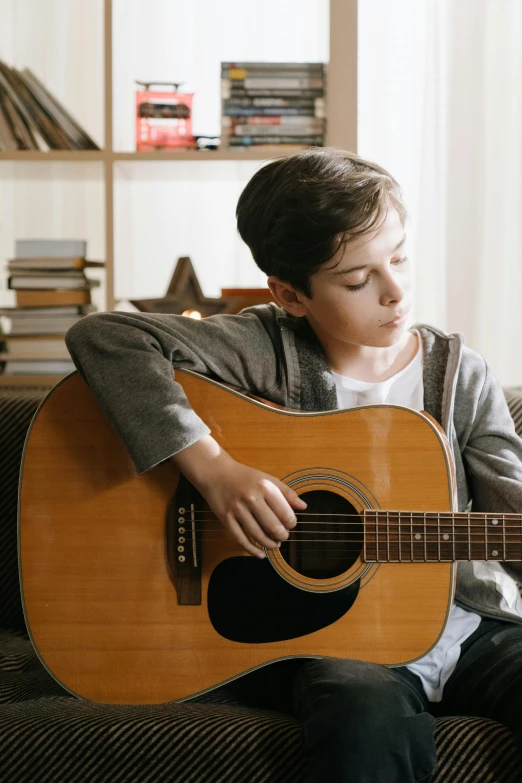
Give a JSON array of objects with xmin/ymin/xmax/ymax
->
[
  {"xmin": 65, "ymin": 310, "xmax": 279, "ymax": 474},
  {"xmin": 463, "ymin": 361, "xmax": 522, "ymax": 582}
]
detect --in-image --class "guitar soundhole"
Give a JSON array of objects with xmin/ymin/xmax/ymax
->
[{"xmin": 279, "ymin": 490, "xmax": 363, "ymax": 579}]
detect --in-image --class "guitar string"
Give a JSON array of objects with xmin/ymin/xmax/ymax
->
[
  {"xmin": 171, "ymin": 532, "xmax": 516, "ymax": 545},
  {"xmin": 174, "ymin": 531, "xmax": 520, "ymax": 545},
  {"xmin": 172, "ymin": 539, "xmax": 518, "ymax": 546},
  {"xmin": 187, "ymin": 551, "xmax": 504, "ymax": 554},
  {"xmin": 174, "ymin": 535, "xmax": 520, "ymax": 542},
  {"xmin": 183, "ymin": 519, "xmax": 522, "ymax": 529},
  {"xmin": 178, "ymin": 529, "xmax": 522, "ymax": 537},
  {"xmin": 170, "ymin": 541, "xmax": 519, "ymax": 558},
  {"xmin": 180, "ymin": 517, "xmax": 522, "ymax": 530},
  {"xmin": 182, "ymin": 511, "xmax": 521, "ymax": 522},
  {"xmin": 184, "ymin": 510, "xmax": 521, "ymax": 516},
  {"xmin": 176, "ymin": 512, "xmax": 520, "ymax": 547},
  {"xmin": 172, "ymin": 541, "xmax": 521, "ymax": 559},
  {"xmin": 176, "ymin": 519, "xmax": 522, "ymax": 532}
]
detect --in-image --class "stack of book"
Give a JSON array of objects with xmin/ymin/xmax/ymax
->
[
  {"xmin": 0, "ymin": 239, "xmax": 102, "ymax": 377},
  {"xmin": 0, "ymin": 59, "xmax": 99, "ymax": 151},
  {"xmin": 221, "ymin": 62, "xmax": 326, "ymax": 152}
]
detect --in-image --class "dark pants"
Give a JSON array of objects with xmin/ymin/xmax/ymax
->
[{"xmin": 235, "ymin": 617, "xmax": 522, "ymax": 783}]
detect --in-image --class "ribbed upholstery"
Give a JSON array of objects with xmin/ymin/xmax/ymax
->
[
  {"xmin": 0, "ymin": 381, "xmax": 521, "ymax": 782},
  {"xmin": 0, "ymin": 386, "xmax": 52, "ymax": 632}
]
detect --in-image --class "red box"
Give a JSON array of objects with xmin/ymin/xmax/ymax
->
[{"xmin": 136, "ymin": 87, "xmax": 196, "ymax": 151}]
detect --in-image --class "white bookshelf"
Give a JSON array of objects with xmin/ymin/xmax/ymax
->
[{"xmin": 0, "ymin": 0, "xmax": 357, "ymax": 315}]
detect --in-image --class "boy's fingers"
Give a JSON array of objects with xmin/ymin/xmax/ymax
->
[
  {"xmin": 226, "ymin": 518, "xmax": 266, "ymax": 558},
  {"xmin": 277, "ymin": 481, "xmax": 307, "ymax": 509},
  {"xmin": 235, "ymin": 504, "xmax": 282, "ymax": 550},
  {"xmin": 265, "ymin": 481, "xmax": 306, "ymax": 528},
  {"xmin": 245, "ymin": 491, "xmax": 290, "ymax": 539}
]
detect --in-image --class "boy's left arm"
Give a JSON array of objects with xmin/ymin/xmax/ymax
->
[{"xmin": 463, "ymin": 361, "xmax": 522, "ymax": 582}]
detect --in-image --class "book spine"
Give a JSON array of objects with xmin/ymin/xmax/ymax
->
[
  {"xmin": 225, "ymin": 86, "xmax": 325, "ymax": 99},
  {"xmin": 223, "ymin": 115, "xmax": 324, "ymax": 127},
  {"xmin": 229, "ymin": 124, "xmax": 324, "ymax": 136},
  {"xmin": 7, "ymin": 67, "xmax": 68, "ymax": 150},
  {"xmin": 7, "ymin": 264, "xmax": 86, "ymax": 273},
  {"xmin": 0, "ymin": 64, "xmax": 39, "ymax": 149},
  {"xmin": 16, "ymin": 290, "xmax": 92, "ymax": 307},
  {"xmin": 242, "ymin": 78, "xmax": 324, "ymax": 90},
  {"xmin": 223, "ymin": 106, "xmax": 318, "ymax": 117},
  {"xmin": 228, "ymin": 135, "xmax": 324, "ymax": 146},
  {"xmin": 0, "ymin": 91, "xmax": 19, "ymax": 150},
  {"xmin": 225, "ymin": 97, "xmax": 322, "ymax": 108},
  {"xmin": 221, "ymin": 62, "xmax": 324, "ymax": 71},
  {"xmin": 222, "ymin": 145, "xmax": 313, "ymax": 154},
  {"xmin": 8, "ymin": 277, "xmax": 98, "ymax": 290},
  {"xmin": 7, "ymin": 257, "xmax": 96, "ymax": 271},
  {"xmin": 15, "ymin": 239, "xmax": 87, "ymax": 258},
  {"xmin": 223, "ymin": 69, "xmax": 324, "ymax": 80}
]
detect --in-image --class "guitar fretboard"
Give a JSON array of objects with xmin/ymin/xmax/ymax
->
[{"xmin": 363, "ymin": 511, "xmax": 522, "ymax": 562}]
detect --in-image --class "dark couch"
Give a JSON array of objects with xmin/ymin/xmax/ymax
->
[{"xmin": 1, "ymin": 383, "xmax": 522, "ymax": 782}]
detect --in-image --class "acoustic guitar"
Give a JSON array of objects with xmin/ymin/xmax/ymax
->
[{"xmin": 18, "ymin": 370, "xmax": 521, "ymax": 704}]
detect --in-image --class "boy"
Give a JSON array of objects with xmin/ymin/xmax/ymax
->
[{"xmin": 66, "ymin": 148, "xmax": 522, "ymax": 783}]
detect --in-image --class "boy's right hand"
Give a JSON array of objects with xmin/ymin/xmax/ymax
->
[{"xmin": 170, "ymin": 435, "xmax": 307, "ymax": 558}]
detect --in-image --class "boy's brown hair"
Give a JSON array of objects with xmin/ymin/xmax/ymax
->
[{"xmin": 236, "ymin": 147, "xmax": 407, "ymax": 297}]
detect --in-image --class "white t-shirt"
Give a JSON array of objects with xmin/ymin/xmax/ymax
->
[{"xmin": 331, "ymin": 331, "xmax": 481, "ymax": 702}]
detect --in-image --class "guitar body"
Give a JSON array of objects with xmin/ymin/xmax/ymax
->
[{"xmin": 19, "ymin": 370, "xmax": 456, "ymax": 704}]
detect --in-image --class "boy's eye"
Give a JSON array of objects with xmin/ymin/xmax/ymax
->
[
  {"xmin": 346, "ymin": 278, "xmax": 370, "ymax": 291},
  {"xmin": 345, "ymin": 257, "xmax": 408, "ymax": 292}
]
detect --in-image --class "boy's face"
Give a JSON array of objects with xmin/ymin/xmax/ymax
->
[{"xmin": 270, "ymin": 208, "xmax": 412, "ymax": 353}]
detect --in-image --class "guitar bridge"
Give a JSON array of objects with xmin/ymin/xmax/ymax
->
[{"xmin": 167, "ymin": 474, "xmax": 203, "ymax": 605}]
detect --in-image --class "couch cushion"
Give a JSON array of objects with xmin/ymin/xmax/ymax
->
[
  {"xmin": 0, "ymin": 631, "xmax": 520, "ymax": 782},
  {"xmin": 0, "ymin": 386, "xmax": 53, "ymax": 631}
]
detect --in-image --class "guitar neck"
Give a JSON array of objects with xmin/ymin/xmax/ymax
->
[{"xmin": 363, "ymin": 511, "xmax": 522, "ymax": 562}]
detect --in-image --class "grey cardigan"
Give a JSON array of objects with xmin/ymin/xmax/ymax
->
[{"xmin": 65, "ymin": 304, "xmax": 522, "ymax": 624}]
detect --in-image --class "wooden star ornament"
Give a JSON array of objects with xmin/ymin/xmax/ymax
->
[{"xmin": 130, "ymin": 257, "xmax": 243, "ymax": 317}]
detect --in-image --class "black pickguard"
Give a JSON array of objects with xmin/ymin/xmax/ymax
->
[{"xmin": 207, "ymin": 557, "xmax": 359, "ymax": 644}]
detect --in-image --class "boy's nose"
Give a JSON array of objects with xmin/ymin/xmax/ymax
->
[{"xmin": 380, "ymin": 279, "xmax": 406, "ymax": 305}]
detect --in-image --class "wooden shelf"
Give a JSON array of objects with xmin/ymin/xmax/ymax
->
[
  {"xmin": 114, "ymin": 150, "xmax": 299, "ymax": 161},
  {"xmin": 0, "ymin": 151, "xmax": 107, "ymax": 162},
  {"xmin": 0, "ymin": 149, "xmax": 309, "ymax": 163},
  {"xmin": 0, "ymin": 374, "xmax": 64, "ymax": 387}
]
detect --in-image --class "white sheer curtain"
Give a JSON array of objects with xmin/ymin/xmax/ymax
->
[{"xmin": 358, "ymin": 0, "xmax": 522, "ymax": 386}]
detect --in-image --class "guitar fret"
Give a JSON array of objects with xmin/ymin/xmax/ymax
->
[{"xmin": 364, "ymin": 509, "xmax": 522, "ymax": 564}]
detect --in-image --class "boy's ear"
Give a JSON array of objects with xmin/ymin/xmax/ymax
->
[{"xmin": 267, "ymin": 276, "xmax": 308, "ymax": 317}]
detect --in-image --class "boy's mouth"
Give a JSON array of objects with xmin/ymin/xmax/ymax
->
[{"xmin": 381, "ymin": 312, "xmax": 408, "ymax": 328}]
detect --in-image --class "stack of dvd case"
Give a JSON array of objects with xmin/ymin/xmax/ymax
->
[{"xmin": 221, "ymin": 62, "xmax": 326, "ymax": 152}]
